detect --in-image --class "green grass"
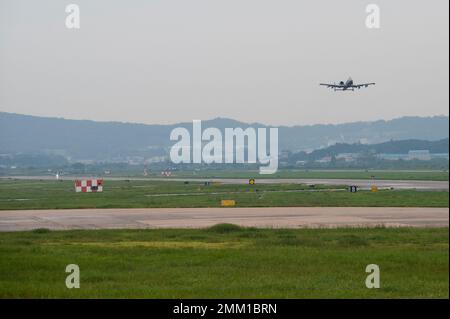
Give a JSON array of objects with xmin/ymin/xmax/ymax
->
[
  {"xmin": 0, "ymin": 180, "xmax": 448, "ymax": 210},
  {"xmin": 166, "ymin": 169, "xmax": 449, "ymax": 181},
  {"xmin": 0, "ymin": 227, "xmax": 447, "ymax": 298}
]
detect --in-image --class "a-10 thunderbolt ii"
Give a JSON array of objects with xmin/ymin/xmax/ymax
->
[{"xmin": 320, "ymin": 77, "xmax": 375, "ymax": 91}]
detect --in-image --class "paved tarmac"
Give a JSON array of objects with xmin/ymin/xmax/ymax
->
[
  {"xmin": 0, "ymin": 207, "xmax": 447, "ymax": 232},
  {"xmin": 202, "ymin": 178, "xmax": 449, "ymax": 190},
  {"xmin": 2, "ymin": 176, "xmax": 449, "ymax": 190}
]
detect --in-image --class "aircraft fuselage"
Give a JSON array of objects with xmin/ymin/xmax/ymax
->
[{"xmin": 340, "ymin": 78, "xmax": 354, "ymax": 90}]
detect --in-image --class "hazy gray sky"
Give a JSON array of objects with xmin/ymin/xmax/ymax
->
[{"xmin": 0, "ymin": 0, "xmax": 448, "ymax": 125}]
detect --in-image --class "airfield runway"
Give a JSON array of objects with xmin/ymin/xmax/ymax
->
[
  {"xmin": 193, "ymin": 178, "xmax": 449, "ymax": 190},
  {"xmin": 0, "ymin": 207, "xmax": 448, "ymax": 232},
  {"xmin": 2, "ymin": 176, "xmax": 449, "ymax": 190}
]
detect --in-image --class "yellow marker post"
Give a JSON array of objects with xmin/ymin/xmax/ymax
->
[
  {"xmin": 221, "ymin": 200, "xmax": 236, "ymax": 207},
  {"xmin": 371, "ymin": 186, "xmax": 378, "ymax": 192}
]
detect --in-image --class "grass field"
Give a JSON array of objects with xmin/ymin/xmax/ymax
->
[
  {"xmin": 165, "ymin": 169, "xmax": 449, "ymax": 181},
  {"xmin": 0, "ymin": 179, "xmax": 448, "ymax": 210},
  {"xmin": 0, "ymin": 226, "xmax": 447, "ymax": 298}
]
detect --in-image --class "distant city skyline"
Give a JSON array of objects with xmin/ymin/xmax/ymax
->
[{"xmin": 1, "ymin": 0, "xmax": 448, "ymax": 126}]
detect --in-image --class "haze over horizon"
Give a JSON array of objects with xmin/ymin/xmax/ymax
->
[
  {"xmin": 1, "ymin": 0, "xmax": 449, "ymax": 126},
  {"xmin": 0, "ymin": 110, "xmax": 449, "ymax": 127}
]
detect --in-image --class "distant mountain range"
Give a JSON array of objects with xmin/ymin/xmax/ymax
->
[{"xmin": 0, "ymin": 112, "xmax": 448, "ymax": 161}]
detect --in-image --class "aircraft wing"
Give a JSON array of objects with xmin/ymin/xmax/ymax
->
[
  {"xmin": 319, "ymin": 83, "xmax": 342, "ymax": 88},
  {"xmin": 351, "ymin": 83, "xmax": 375, "ymax": 88}
]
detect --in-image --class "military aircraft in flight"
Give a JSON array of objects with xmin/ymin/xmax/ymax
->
[{"xmin": 320, "ymin": 77, "xmax": 375, "ymax": 91}]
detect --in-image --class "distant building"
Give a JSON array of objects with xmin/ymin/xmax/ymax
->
[
  {"xmin": 377, "ymin": 153, "xmax": 409, "ymax": 161},
  {"xmin": 316, "ymin": 156, "xmax": 332, "ymax": 163},
  {"xmin": 336, "ymin": 153, "xmax": 358, "ymax": 162},
  {"xmin": 408, "ymin": 150, "xmax": 431, "ymax": 161},
  {"xmin": 279, "ymin": 150, "xmax": 290, "ymax": 159},
  {"xmin": 376, "ymin": 150, "xmax": 447, "ymax": 161},
  {"xmin": 77, "ymin": 159, "xmax": 95, "ymax": 164},
  {"xmin": 431, "ymin": 153, "xmax": 450, "ymax": 160},
  {"xmin": 146, "ymin": 156, "xmax": 167, "ymax": 163}
]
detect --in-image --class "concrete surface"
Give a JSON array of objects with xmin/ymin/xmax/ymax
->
[
  {"xmin": 0, "ymin": 207, "xmax": 448, "ymax": 231},
  {"xmin": 2, "ymin": 176, "xmax": 448, "ymax": 190}
]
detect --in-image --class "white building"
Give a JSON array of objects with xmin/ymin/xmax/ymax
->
[{"xmin": 408, "ymin": 150, "xmax": 431, "ymax": 161}]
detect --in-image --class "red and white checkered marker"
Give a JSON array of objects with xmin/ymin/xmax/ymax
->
[{"xmin": 75, "ymin": 179, "xmax": 103, "ymax": 193}]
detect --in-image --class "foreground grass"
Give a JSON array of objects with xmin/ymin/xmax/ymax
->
[
  {"xmin": 0, "ymin": 226, "xmax": 447, "ymax": 298},
  {"xmin": 0, "ymin": 180, "xmax": 448, "ymax": 210}
]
